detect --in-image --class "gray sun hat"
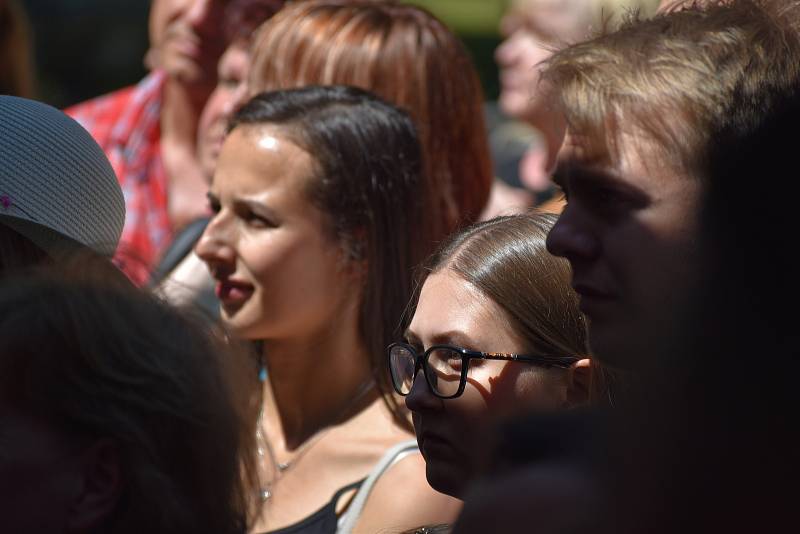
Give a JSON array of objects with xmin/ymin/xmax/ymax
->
[{"xmin": 0, "ymin": 95, "xmax": 125, "ymax": 257}]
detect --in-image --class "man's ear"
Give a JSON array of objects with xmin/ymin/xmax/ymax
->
[
  {"xmin": 565, "ymin": 358, "xmax": 592, "ymax": 407},
  {"xmin": 67, "ymin": 439, "xmax": 123, "ymax": 533}
]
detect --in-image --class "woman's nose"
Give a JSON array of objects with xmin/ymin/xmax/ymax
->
[
  {"xmin": 405, "ymin": 370, "xmax": 442, "ymax": 413},
  {"xmin": 194, "ymin": 215, "xmax": 236, "ymax": 276}
]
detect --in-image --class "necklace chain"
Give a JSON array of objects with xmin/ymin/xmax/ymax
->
[{"xmin": 255, "ymin": 360, "xmax": 376, "ymax": 502}]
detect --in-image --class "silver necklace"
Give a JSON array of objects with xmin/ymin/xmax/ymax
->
[{"xmin": 255, "ymin": 364, "xmax": 376, "ymax": 502}]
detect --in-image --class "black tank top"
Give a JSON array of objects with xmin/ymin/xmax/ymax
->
[{"xmin": 260, "ymin": 478, "xmax": 365, "ymax": 534}]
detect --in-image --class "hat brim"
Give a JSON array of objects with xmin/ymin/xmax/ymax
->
[{"xmin": 0, "ymin": 214, "xmax": 92, "ymax": 259}]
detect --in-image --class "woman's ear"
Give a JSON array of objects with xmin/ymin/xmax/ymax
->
[
  {"xmin": 565, "ymin": 358, "xmax": 592, "ymax": 407},
  {"xmin": 67, "ymin": 439, "xmax": 122, "ymax": 532}
]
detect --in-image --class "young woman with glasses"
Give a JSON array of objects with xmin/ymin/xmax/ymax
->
[
  {"xmin": 195, "ymin": 85, "xmax": 461, "ymax": 533},
  {"xmin": 389, "ymin": 212, "xmax": 592, "ymax": 498}
]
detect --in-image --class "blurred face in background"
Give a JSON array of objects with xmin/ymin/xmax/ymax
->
[
  {"xmin": 197, "ymin": 38, "xmax": 251, "ymax": 180},
  {"xmin": 147, "ymin": 0, "xmax": 226, "ymax": 86},
  {"xmin": 496, "ymin": 0, "xmax": 592, "ymax": 121}
]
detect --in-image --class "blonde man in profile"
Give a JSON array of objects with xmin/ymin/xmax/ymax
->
[{"xmin": 455, "ymin": 2, "xmax": 800, "ymax": 533}]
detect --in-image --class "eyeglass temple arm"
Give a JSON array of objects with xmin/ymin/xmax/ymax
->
[{"xmin": 480, "ymin": 352, "xmax": 580, "ymax": 368}]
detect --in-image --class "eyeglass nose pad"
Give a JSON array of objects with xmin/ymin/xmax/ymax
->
[
  {"xmin": 413, "ymin": 354, "xmax": 424, "ymax": 377},
  {"xmin": 407, "ymin": 355, "xmax": 424, "ymax": 393}
]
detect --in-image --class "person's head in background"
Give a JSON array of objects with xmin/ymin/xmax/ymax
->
[
  {"xmin": 0, "ymin": 268, "xmax": 259, "ymax": 534},
  {"xmin": 543, "ymin": 0, "xmax": 800, "ymax": 371},
  {"xmin": 394, "ymin": 213, "xmax": 591, "ymax": 498},
  {"xmin": 196, "ymin": 0, "xmax": 285, "ymax": 180},
  {"xmin": 0, "ymin": 95, "xmax": 124, "ymax": 277},
  {"xmin": 0, "ymin": 0, "xmax": 36, "ymax": 97},
  {"xmin": 145, "ymin": 0, "xmax": 228, "ymax": 104},
  {"xmin": 248, "ymin": 0, "xmax": 493, "ymax": 244},
  {"xmin": 495, "ymin": 0, "xmax": 659, "ymax": 185}
]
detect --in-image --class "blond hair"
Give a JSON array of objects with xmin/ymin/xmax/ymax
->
[{"xmin": 542, "ymin": 0, "xmax": 800, "ymax": 174}]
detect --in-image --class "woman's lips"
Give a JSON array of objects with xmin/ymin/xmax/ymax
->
[
  {"xmin": 419, "ymin": 432, "xmax": 454, "ymax": 458},
  {"xmin": 215, "ymin": 280, "xmax": 254, "ymax": 308}
]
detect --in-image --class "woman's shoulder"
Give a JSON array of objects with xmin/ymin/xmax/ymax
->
[{"xmin": 348, "ymin": 445, "xmax": 462, "ymax": 533}]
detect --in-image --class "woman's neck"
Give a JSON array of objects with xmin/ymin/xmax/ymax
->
[{"xmin": 261, "ymin": 320, "xmax": 376, "ymax": 451}]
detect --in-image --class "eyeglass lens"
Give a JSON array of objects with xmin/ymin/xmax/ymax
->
[
  {"xmin": 390, "ymin": 345, "xmax": 464, "ymax": 397},
  {"xmin": 389, "ymin": 344, "xmax": 417, "ymax": 394}
]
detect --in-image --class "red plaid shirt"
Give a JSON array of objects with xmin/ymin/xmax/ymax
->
[{"xmin": 67, "ymin": 71, "xmax": 172, "ymax": 285}]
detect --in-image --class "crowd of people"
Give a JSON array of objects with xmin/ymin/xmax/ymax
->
[{"xmin": 1, "ymin": 0, "xmax": 798, "ymax": 532}]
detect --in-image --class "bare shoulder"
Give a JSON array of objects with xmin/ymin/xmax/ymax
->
[{"xmin": 352, "ymin": 452, "xmax": 462, "ymax": 534}]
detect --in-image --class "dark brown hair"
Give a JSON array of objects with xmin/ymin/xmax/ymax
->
[
  {"xmin": 0, "ymin": 267, "xmax": 260, "ymax": 533},
  {"xmin": 231, "ymin": 85, "xmax": 427, "ymax": 423},
  {"xmin": 249, "ymin": 0, "xmax": 492, "ymax": 241},
  {"xmin": 0, "ymin": 223, "xmax": 49, "ymax": 276}
]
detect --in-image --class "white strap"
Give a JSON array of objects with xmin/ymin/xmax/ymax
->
[{"xmin": 337, "ymin": 439, "xmax": 420, "ymax": 533}]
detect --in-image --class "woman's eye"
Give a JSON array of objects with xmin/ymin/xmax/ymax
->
[
  {"xmin": 208, "ymin": 198, "xmax": 221, "ymax": 214},
  {"xmin": 446, "ymin": 354, "xmax": 463, "ymax": 370},
  {"xmin": 232, "ymin": 204, "xmax": 276, "ymax": 229},
  {"xmin": 243, "ymin": 212, "xmax": 270, "ymax": 228}
]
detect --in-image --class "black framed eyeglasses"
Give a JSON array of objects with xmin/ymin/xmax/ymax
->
[{"xmin": 387, "ymin": 342, "xmax": 580, "ymax": 399}]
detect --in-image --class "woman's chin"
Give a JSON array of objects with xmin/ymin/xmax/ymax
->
[
  {"xmin": 219, "ymin": 313, "xmax": 262, "ymax": 341},
  {"xmin": 425, "ymin": 460, "xmax": 468, "ymax": 499}
]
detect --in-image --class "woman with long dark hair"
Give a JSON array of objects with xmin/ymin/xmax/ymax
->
[{"xmin": 195, "ymin": 85, "xmax": 461, "ymax": 533}]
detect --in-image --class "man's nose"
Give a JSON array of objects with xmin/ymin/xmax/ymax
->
[
  {"xmin": 546, "ymin": 207, "xmax": 600, "ymax": 263},
  {"xmin": 186, "ymin": 0, "xmax": 222, "ymax": 35}
]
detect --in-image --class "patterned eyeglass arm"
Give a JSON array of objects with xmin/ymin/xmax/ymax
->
[{"xmin": 480, "ymin": 352, "xmax": 580, "ymax": 368}]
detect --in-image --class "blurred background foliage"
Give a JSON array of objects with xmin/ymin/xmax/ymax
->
[
  {"xmin": 410, "ymin": 0, "xmax": 506, "ymax": 101},
  {"xmin": 18, "ymin": 0, "xmax": 506, "ymax": 109}
]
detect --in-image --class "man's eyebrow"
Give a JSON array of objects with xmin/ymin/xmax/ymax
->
[
  {"xmin": 553, "ymin": 160, "xmax": 606, "ymax": 189},
  {"xmin": 557, "ymin": 161, "xmax": 652, "ymax": 206},
  {"xmin": 554, "ymin": 159, "xmax": 622, "ymax": 186}
]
